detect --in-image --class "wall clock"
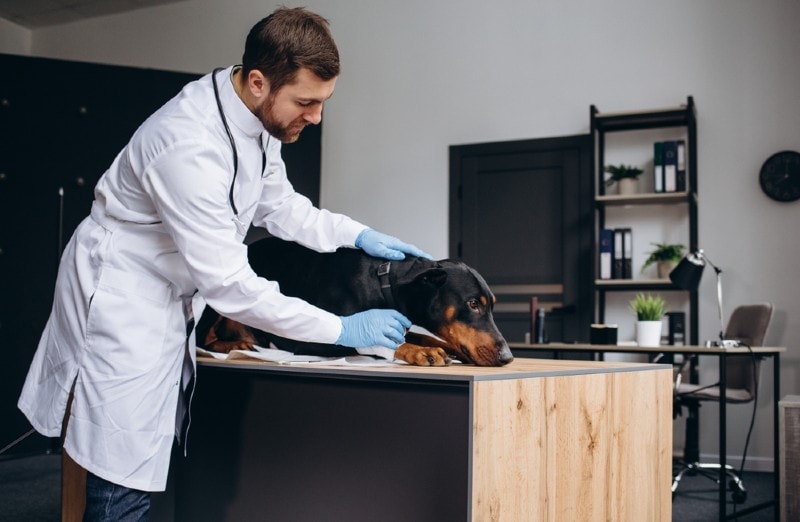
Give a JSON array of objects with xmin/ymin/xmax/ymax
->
[{"xmin": 759, "ymin": 150, "xmax": 800, "ymax": 202}]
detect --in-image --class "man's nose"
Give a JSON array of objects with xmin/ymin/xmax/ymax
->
[{"xmin": 304, "ymin": 105, "xmax": 323, "ymax": 125}]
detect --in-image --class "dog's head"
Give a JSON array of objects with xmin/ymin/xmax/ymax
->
[{"xmin": 398, "ymin": 259, "xmax": 512, "ymax": 367}]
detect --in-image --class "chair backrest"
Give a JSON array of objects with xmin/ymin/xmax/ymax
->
[
  {"xmin": 723, "ymin": 303, "xmax": 774, "ymax": 397},
  {"xmin": 725, "ymin": 303, "xmax": 774, "ymax": 347}
]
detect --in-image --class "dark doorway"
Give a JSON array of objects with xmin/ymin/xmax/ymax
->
[{"xmin": 449, "ymin": 134, "xmax": 593, "ymax": 345}]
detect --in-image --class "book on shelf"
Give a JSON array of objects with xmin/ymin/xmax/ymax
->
[
  {"xmin": 613, "ymin": 228, "xmax": 624, "ymax": 279},
  {"xmin": 599, "ymin": 228, "xmax": 614, "ymax": 279},
  {"xmin": 663, "ymin": 140, "xmax": 678, "ymax": 192},
  {"xmin": 676, "ymin": 139, "xmax": 687, "ymax": 192},
  {"xmin": 653, "ymin": 141, "xmax": 664, "ymax": 193},
  {"xmin": 621, "ymin": 227, "xmax": 633, "ymax": 279}
]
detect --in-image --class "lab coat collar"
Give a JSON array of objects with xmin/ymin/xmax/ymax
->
[{"xmin": 217, "ymin": 66, "xmax": 265, "ymax": 140}]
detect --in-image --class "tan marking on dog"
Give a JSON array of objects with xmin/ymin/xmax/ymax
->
[
  {"xmin": 204, "ymin": 316, "xmax": 258, "ymax": 353},
  {"xmin": 436, "ymin": 322, "xmax": 502, "ymax": 366}
]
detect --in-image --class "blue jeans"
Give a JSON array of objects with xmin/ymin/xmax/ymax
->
[{"xmin": 84, "ymin": 472, "xmax": 150, "ymax": 522}]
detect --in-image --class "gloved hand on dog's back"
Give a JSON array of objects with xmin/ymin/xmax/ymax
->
[
  {"xmin": 355, "ymin": 229, "xmax": 431, "ymax": 261},
  {"xmin": 337, "ymin": 309, "xmax": 412, "ymax": 349}
]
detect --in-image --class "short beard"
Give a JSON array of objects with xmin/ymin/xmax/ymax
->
[{"xmin": 259, "ymin": 95, "xmax": 304, "ymax": 143}]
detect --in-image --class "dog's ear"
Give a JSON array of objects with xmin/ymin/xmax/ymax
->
[
  {"xmin": 395, "ymin": 259, "xmax": 447, "ymax": 288},
  {"xmin": 415, "ymin": 267, "xmax": 448, "ymax": 289}
]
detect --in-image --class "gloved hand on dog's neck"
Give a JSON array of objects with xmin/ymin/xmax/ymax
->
[
  {"xmin": 355, "ymin": 229, "xmax": 431, "ymax": 261},
  {"xmin": 336, "ymin": 309, "xmax": 411, "ymax": 349}
]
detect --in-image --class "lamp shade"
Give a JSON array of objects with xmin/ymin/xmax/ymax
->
[{"xmin": 669, "ymin": 251, "xmax": 705, "ymax": 290}]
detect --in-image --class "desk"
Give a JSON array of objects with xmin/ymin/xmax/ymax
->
[
  {"xmin": 510, "ymin": 342, "xmax": 785, "ymax": 522},
  {"xmin": 153, "ymin": 357, "xmax": 672, "ymax": 521}
]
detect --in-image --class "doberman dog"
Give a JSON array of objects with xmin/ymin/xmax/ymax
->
[{"xmin": 198, "ymin": 238, "xmax": 513, "ymax": 367}]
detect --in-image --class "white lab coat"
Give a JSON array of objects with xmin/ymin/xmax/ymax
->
[{"xmin": 17, "ymin": 67, "xmax": 366, "ymax": 491}]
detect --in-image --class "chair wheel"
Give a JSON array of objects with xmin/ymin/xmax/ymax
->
[{"xmin": 731, "ymin": 489, "xmax": 747, "ymax": 504}]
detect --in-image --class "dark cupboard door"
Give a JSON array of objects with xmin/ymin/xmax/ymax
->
[
  {"xmin": 0, "ymin": 54, "xmax": 201, "ymax": 456},
  {"xmin": 0, "ymin": 54, "xmax": 322, "ymax": 457},
  {"xmin": 449, "ymin": 135, "xmax": 593, "ymax": 346}
]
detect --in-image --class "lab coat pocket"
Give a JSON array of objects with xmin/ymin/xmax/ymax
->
[{"xmin": 85, "ymin": 266, "xmax": 175, "ymax": 375}]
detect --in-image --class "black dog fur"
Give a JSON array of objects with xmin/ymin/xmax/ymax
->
[{"xmin": 197, "ymin": 237, "xmax": 512, "ymax": 367}]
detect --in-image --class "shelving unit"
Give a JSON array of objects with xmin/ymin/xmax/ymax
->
[{"xmin": 591, "ymin": 96, "xmax": 698, "ymax": 345}]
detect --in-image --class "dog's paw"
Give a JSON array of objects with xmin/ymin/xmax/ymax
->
[
  {"xmin": 204, "ymin": 340, "xmax": 256, "ymax": 354},
  {"xmin": 394, "ymin": 344, "xmax": 452, "ymax": 366}
]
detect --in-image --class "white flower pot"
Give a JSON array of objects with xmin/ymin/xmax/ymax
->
[{"xmin": 636, "ymin": 320, "xmax": 662, "ymax": 347}]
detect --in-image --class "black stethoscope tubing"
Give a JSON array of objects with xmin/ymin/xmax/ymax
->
[{"xmin": 211, "ymin": 67, "xmax": 240, "ymax": 217}]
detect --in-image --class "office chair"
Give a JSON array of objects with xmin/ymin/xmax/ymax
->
[{"xmin": 671, "ymin": 303, "xmax": 774, "ymax": 503}]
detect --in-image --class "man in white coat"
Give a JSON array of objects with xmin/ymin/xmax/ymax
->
[{"xmin": 18, "ymin": 7, "xmax": 427, "ymax": 521}]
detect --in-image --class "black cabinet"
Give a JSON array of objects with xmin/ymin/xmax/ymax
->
[
  {"xmin": 0, "ymin": 54, "xmax": 321, "ymax": 457},
  {"xmin": 0, "ymin": 54, "xmax": 200, "ymax": 456},
  {"xmin": 590, "ymin": 97, "xmax": 698, "ymax": 345}
]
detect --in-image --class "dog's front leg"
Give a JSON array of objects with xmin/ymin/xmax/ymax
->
[
  {"xmin": 394, "ymin": 332, "xmax": 453, "ymax": 366},
  {"xmin": 203, "ymin": 316, "xmax": 258, "ymax": 353},
  {"xmin": 394, "ymin": 343, "xmax": 452, "ymax": 366}
]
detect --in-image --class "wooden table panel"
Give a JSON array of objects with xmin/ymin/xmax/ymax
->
[{"xmin": 471, "ymin": 369, "xmax": 671, "ymax": 521}]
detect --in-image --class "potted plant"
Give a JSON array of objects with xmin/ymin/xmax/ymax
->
[
  {"xmin": 604, "ymin": 164, "xmax": 644, "ymax": 195},
  {"xmin": 641, "ymin": 242, "xmax": 686, "ymax": 279},
  {"xmin": 629, "ymin": 293, "xmax": 666, "ymax": 347}
]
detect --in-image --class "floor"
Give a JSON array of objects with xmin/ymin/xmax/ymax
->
[
  {"xmin": 0, "ymin": 453, "xmax": 779, "ymax": 521},
  {"xmin": 671, "ymin": 466, "xmax": 777, "ymax": 521},
  {"xmin": 0, "ymin": 453, "xmax": 61, "ymax": 522}
]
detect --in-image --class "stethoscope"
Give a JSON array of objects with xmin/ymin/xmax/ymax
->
[{"xmin": 212, "ymin": 67, "xmax": 268, "ymax": 236}]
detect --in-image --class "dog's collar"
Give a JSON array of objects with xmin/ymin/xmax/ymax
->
[{"xmin": 377, "ymin": 262, "xmax": 398, "ymax": 309}]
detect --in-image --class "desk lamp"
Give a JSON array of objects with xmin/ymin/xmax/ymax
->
[{"xmin": 669, "ymin": 249, "xmax": 740, "ymax": 347}]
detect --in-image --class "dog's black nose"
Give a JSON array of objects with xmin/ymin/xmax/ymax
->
[{"xmin": 498, "ymin": 342, "xmax": 514, "ymax": 365}]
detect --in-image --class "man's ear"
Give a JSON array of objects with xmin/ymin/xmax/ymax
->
[{"xmin": 247, "ymin": 69, "xmax": 269, "ymax": 98}]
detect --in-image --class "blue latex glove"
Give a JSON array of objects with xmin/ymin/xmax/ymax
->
[
  {"xmin": 337, "ymin": 309, "xmax": 412, "ymax": 349},
  {"xmin": 355, "ymin": 229, "xmax": 432, "ymax": 260}
]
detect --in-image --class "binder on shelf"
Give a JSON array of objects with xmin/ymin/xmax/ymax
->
[
  {"xmin": 676, "ymin": 140, "xmax": 687, "ymax": 192},
  {"xmin": 613, "ymin": 228, "xmax": 624, "ymax": 279},
  {"xmin": 653, "ymin": 141, "xmax": 664, "ymax": 193},
  {"xmin": 622, "ymin": 228, "xmax": 633, "ymax": 279},
  {"xmin": 599, "ymin": 228, "xmax": 614, "ymax": 280},
  {"xmin": 663, "ymin": 140, "xmax": 678, "ymax": 192},
  {"xmin": 667, "ymin": 311, "xmax": 686, "ymax": 346}
]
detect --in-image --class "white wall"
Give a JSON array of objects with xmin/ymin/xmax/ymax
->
[
  {"xmin": 3, "ymin": 0, "xmax": 799, "ymax": 470},
  {"xmin": 0, "ymin": 16, "xmax": 31, "ymax": 54}
]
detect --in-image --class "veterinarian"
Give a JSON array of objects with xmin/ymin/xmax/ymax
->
[{"xmin": 18, "ymin": 7, "xmax": 427, "ymax": 521}]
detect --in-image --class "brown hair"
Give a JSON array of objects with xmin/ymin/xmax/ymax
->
[{"xmin": 242, "ymin": 7, "xmax": 340, "ymax": 93}]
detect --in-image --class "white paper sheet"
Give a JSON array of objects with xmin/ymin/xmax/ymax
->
[{"xmin": 196, "ymin": 345, "xmax": 404, "ymax": 367}]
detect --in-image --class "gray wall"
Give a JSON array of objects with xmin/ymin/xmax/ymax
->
[{"xmin": 3, "ymin": 0, "xmax": 798, "ymax": 471}]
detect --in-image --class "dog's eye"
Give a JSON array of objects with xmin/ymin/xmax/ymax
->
[{"xmin": 467, "ymin": 298, "xmax": 481, "ymax": 312}]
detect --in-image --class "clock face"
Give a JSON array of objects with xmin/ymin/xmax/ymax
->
[{"xmin": 759, "ymin": 150, "xmax": 800, "ymax": 202}]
